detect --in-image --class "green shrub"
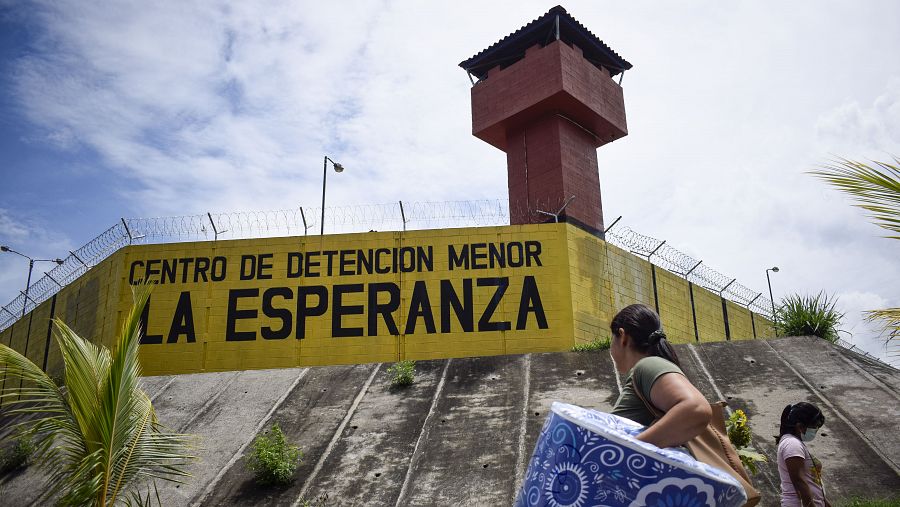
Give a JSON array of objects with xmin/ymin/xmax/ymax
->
[
  {"xmin": 777, "ymin": 292, "xmax": 844, "ymax": 342},
  {"xmin": 388, "ymin": 360, "xmax": 416, "ymax": 387},
  {"xmin": 246, "ymin": 423, "xmax": 301, "ymax": 485},
  {"xmin": 0, "ymin": 436, "xmax": 34, "ymax": 475},
  {"xmin": 571, "ymin": 337, "xmax": 611, "ymax": 352}
]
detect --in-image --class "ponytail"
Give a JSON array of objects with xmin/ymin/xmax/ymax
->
[
  {"xmin": 777, "ymin": 404, "xmax": 794, "ymax": 442},
  {"xmin": 649, "ymin": 329, "xmax": 681, "ymax": 367},
  {"xmin": 610, "ymin": 304, "xmax": 681, "ymax": 367},
  {"xmin": 776, "ymin": 402, "xmax": 825, "ymax": 442}
]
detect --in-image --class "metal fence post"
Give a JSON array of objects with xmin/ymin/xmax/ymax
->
[
  {"xmin": 399, "ymin": 201, "xmax": 408, "ymax": 232},
  {"xmin": 300, "ymin": 207, "xmax": 310, "ymax": 236}
]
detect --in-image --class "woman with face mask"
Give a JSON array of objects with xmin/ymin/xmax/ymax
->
[{"xmin": 777, "ymin": 402, "xmax": 830, "ymax": 507}]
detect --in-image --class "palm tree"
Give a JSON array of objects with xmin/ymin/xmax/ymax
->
[
  {"xmin": 810, "ymin": 157, "xmax": 900, "ymax": 344},
  {"xmin": 0, "ymin": 286, "xmax": 194, "ymax": 506}
]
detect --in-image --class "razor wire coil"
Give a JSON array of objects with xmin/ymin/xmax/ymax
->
[
  {"xmin": 0, "ymin": 198, "xmax": 870, "ymax": 365},
  {"xmin": 0, "ymin": 200, "xmax": 777, "ymax": 331}
]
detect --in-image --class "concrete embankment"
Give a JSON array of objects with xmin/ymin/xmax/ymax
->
[{"xmin": 1, "ymin": 336, "xmax": 898, "ymax": 505}]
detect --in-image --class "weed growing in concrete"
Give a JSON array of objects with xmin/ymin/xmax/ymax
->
[
  {"xmin": 388, "ymin": 360, "xmax": 416, "ymax": 388},
  {"xmin": 297, "ymin": 493, "xmax": 329, "ymax": 506},
  {"xmin": 725, "ymin": 409, "xmax": 767, "ymax": 474},
  {"xmin": 0, "ymin": 436, "xmax": 34, "ymax": 475},
  {"xmin": 247, "ymin": 422, "xmax": 302, "ymax": 484},
  {"xmin": 571, "ymin": 337, "xmax": 611, "ymax": 352},
  {"xmin": 777, "ymin": 292, "xmax": 844, "ymax": 342}
]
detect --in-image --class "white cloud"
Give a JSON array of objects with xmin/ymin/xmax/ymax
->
[
  {"xmin": 838, "ymin": 290, "xmax": 897, "ymax": 359},
  {"xmin": 815, "ymin": 78, "xmax": 900, "ymax": 157},
  {"xmin": 0, "ymin": 209, "xmax": 30, "ymax": 240}
]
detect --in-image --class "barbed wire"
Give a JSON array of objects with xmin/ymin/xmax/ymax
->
[
  {"xmin": 0, "ymin": 200, "xmax": 785, "ymax": 330},
  {"xmin": 604, "ymin": 226, "xmax": 774, "ymax": 316},
  {"xmin": 3, "ymin": 199, "xmax": 892, "ymax": 370},
  {"xmin": 835, "ymin": 338, "xmax": 899, "ymax": 369},
  {"xmin": 1, "ymin": 223, "xmax": 130, "ymax": 330}
]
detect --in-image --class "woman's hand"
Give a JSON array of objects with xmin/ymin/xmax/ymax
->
[{"xmin": 636, "ymin": 372, "xmax": 711, "ymax": 448}]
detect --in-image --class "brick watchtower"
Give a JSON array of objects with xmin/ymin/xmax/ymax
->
[{"xmin": 460, "ymin": 6, "xmax": 632, "ymax": 236}]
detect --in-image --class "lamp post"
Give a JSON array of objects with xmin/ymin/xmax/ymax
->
[
  {"xmin": 320, "ymin": 155, "xmax": 345, "ymax": 236},
  {"xmin": 766, "ymin": 266, "xmax": 779, "ymax": 335},
  {"xmin": 1, "ymin": 246, "xmax": 64, "ymax": 317}
]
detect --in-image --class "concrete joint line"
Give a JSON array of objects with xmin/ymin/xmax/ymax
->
[
  {"xmin": 688, "ymin": 344, "xmax": 780, "ymax": 492},
  {"xmin": 148, "ymin": 376, "xmax": 177, "ymax": 404},
  {"xmin": 179, "ymin": 371, "xmax": 242, "ymax": 433},
  {"xmin": 614, "ymin": 362, "xmax": 622, "ymax": 396},
  {"xmin": 514, "ymin": 354, "xmax": 533, "ymax": 495},
  {"xmin": 836, "ymin": 352, "xmax": 900, "ymax": 404},
  {"xmin": 763, "ymin": 341, "xmax": 900, "ymax": 476},
  {"xmin": 395, "ymin": 358, "xmax": 452, "ymax": 507},
  {"xmin": 686, "ymin": 344, "xmax": 730, "ymax": 412},
  {"xmin": 294, "ymin": 363, "xmax": 382, "ymax": 506},
  {"xmin": 193, "ymin": 368, "xmax": 309, "ymax": 507}
]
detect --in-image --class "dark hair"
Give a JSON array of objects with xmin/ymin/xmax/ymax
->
[
  {"xmin": 777, "ymin": 402, "xmax": 825, "ymax": 441},
  {"xmin": 610, "ymin": 304, "xmax": 680, "ymax": 367}
]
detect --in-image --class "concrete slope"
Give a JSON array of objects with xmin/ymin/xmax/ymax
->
[{"xmin": 1, "ymin": 337, "xmax": 898, "ymax": 506}]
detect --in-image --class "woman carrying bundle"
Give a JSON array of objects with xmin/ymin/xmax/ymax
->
[{"xmin": 608, "ymin": 303, "xmax": 711, "ymax": 447}]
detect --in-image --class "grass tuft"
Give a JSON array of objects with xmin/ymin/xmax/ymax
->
[
  {"xmin": 777, "ymin": 292, "xmax": 844, "ymax": 342},
  {"xmin": 0, "ymin": 436, "xmax": 34, "ymax": 476},
  {"xmin": 571, "ymin": 337, "xmax": 611, "ymax": 352},
  {"xmin": 388, "ymin": 360, "xmax": 416, "ymax": 388},
  {"xmin": 838, "ymin": 498, "xmax": 900, "ymax": 507}
]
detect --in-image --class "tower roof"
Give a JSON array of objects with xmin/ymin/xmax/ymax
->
[{"xmin": 459, "ymin": 5, "xmax": 632, "ymax": 80}]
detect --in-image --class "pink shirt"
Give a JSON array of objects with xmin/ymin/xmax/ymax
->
[{"xmin": 777, "ymin": 434, "xmax": 827, "ymax": 506}]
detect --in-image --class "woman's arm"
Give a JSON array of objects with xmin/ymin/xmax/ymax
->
[
  {"xmin": 636, "ymin": 372, "xmax": 711, "ymax": 448},
  {"xmin": 786, "ymin": 456, "xmax": 816, "ymax": 507}
]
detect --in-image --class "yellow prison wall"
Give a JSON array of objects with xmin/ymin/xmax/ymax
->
[
  {"xmin": 0, "ymin": 223, "xmax": 774, "ymax": 378},
  {"xmin": 653, "ymin": 268, "xmax": 695, "ymax": 344},
  {"xmin": 725, "ymin": 301, "xmax": 754, "ymax": 341},
  {"xmin": 124, "ymin": 225, "xmax": 573, "ymax": 375}
]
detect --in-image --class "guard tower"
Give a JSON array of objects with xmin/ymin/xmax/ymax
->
[{"xmin": 460, "ymin": 6, "xmax": 632, "ymax": 235}]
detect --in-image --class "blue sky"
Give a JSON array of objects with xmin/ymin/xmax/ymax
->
[{"xmin": 0, "ymin": 0, "xmax": 898, "ymax": 361}]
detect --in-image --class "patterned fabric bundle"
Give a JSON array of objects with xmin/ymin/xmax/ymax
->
[{"xmin": 516, "ymin": 402, "xmax": 748, "ymax": 507}]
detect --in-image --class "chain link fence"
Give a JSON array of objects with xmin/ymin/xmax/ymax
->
[{"xmin": 2, "ymin": 199, "xmax": 892, "ymax": 370}]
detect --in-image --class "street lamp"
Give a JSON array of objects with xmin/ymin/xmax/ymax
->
[
  {"xmin": 1, "ymin": 246, "xmax": 64, "ymax": 317},
  {"xmin": 766, "ymin": 266, "xmax": 779, "ymax": 335},
  {"xmin": 320, "ymin": 155, "xmax": 345, "ymax": 236}
]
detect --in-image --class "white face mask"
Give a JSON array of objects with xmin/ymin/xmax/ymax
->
[{"xmin": 801, "ymin": 427, "xmax": 818, "ymax": 442}]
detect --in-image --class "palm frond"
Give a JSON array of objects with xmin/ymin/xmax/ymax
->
[
  {"xmin": 810, "ymin": 157, "xmax": 900, "ymax": 238},
  {"xmin": 865, "ymin": 308, "xmax": 900, "ymax": 341},
  {"xmin": 0, "ymin": 284, "xmax": 195, "ymax": 506},
  {"xmin": 810, "ymin": 157, "xmax": 899, "ymax": 350}
]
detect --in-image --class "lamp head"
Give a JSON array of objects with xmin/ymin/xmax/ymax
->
[
  {"xmin": 333, "ymin": 162, "xmax": 344, "ymax": 173},
  {"xmin": 0, "ymin": 246, "xmax": 8, "ymax": 252},
  {"xmin": 771, "ymin": 266, "xmax": 779, "ymax": 273},
  {"xmin": 54, "ymin": 259, "xmax": 64, "ymax": 265}
]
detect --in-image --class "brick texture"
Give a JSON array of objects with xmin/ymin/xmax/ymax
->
[{"xmin": 469, "ymin": 41, "xmax": 627, "ymax": 233}]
